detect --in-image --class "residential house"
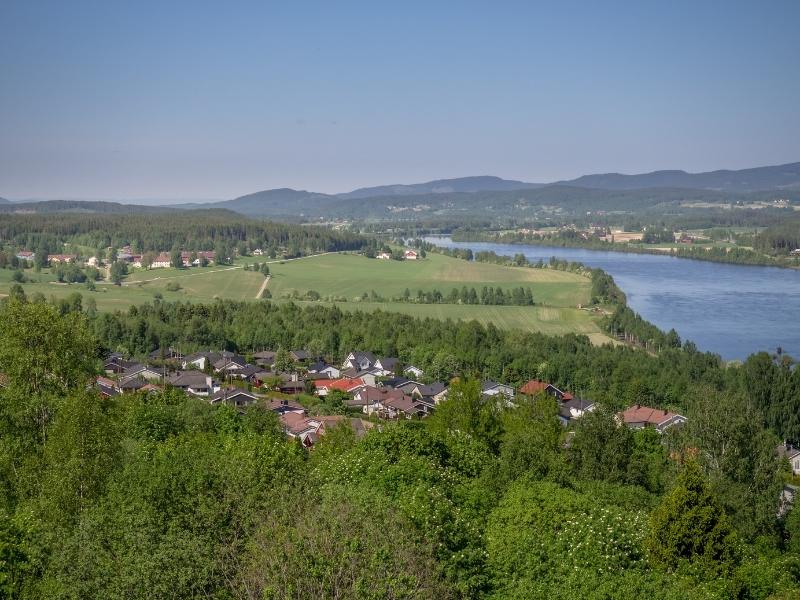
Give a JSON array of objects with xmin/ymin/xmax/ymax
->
[
  {"xmin": 401, "ymin": 381, "xmax": 448, "ymax": 405},
  {"xmin": 404, "ymin": 365, "xmax": 424, "ymax": 379},
  {"xmin": 150, "ymin": 253, "xmax": 172, "ymax": 268},
  {"xmin": 481, "ymin": 380, "xmax": 515, "ymax": 400},
  {"xmin": 168, "ymin": 370, "xmax": 218, "ymax": 396},
  {"xmin": 376, "ymin": 251, "xmax": 391, "ymax": 260},
  {"xmin": 374, "ymin": 357, "xmax": 400, "ymax": 375},
  {"xmin": 47, "ymin": 254, "xmax": 77, "ymax": 264},
  {"xmin": 778, "ymin": 442, "xmax": 800, "ymax": 476},
  {"xmin": 404, "ymin": 249, "xmax": 419, "ymax": 260},
  {"xmin": 253, "ymin": 350, "xmax": 276, "ymax": 368},
  {"xmin": 557, "ymin": 398, "xmax": 596, "ymax": 425},
  {"xmin": 314, "ymin": 377, "xmax": 365, "ymax": 396},
  {"xmin": 619, "ymin": 405, "xmax": 687, "ymax": 433},
  {"xmin": 15, "ymin": 251, "xmax": 34, "ymax": 261},
  {"xmin": 308, "ymin": 361, "xmax": 341, "ymax": 379},
  {"xmin": 209, "ymin": 387, "xmax": 259, "ymax": 409},
  {"xmin": 343, "ymin": 351, "xmax": 377, "ymax": 371},
  {"xmin": 519, "ymin": 379, "xmax": 573, "ymax": 401}
]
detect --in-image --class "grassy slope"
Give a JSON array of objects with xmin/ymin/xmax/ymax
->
[
  {"xmin": 0, "ymin": 253, "xmax": 612, "ymax": 343},
  {"xmin": 267, "ymin": 253, "xmax": 610, "ymax": 342}
]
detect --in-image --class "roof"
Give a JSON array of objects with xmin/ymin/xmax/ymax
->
[
  {"xmin": 621, "ymin": 405, "xmax": 683, "ymax": 428},
  {"xmin": 168, "ymin": 370, "xmax": 211, "ymax": 388},
  {"xmin": 210, "ymin": 387, "xmax": 258, "ymax": 403},
  {"xmin": 253, "ymin": 350, "xmax": 276, "ymax": 360},
  {"xmin": 779, "ymin": 442, "xmax": 800, "ymax": 460},
  {"xmin": 346, "ymin": 351, "xmax": 376, "ymax": 365},
  {"xmin": 314, "ymin": 377, "xmax": 365, "ymax": 393},
  {"xmin": 520, "ymin": 380, "xmax": 550, "ymax": 395}
]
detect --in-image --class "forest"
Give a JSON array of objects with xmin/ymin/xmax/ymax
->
[
  {"xmin": 0, "ymin": 211, "xmax": 366, "ymax": 258},
  {"xmin": 1, "ymin": 295, "xmax": 800, "ymax": 598}
]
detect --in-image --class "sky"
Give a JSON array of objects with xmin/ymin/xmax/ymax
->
[{"xmin": 1, "ymin": 0, "xmax": 799, "ymax": 201}]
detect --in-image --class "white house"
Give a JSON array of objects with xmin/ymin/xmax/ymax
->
[
  {"xmin": 376, "ymin": 252, "xmax": 391, "ymax": 260},
  {"xmin": 404, "ymin": 249, "xmax": 418, "ymax": 260}
]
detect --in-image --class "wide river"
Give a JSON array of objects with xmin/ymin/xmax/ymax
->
[{"xmin": 425, "ymin": 236, "xmax": 800, "ymax": 361}]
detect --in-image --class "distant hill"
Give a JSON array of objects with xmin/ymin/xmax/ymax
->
[
  {"xmin": 0, "ymin": 199, "xmax": 182, "ymax": 214},
  {"xmin": 558, "ymin": 162, "xmax": 800, "ymax": 192},
  {"xmin": 0, "ymin": 197, "xmax": 10, "ymax": 204},
  {"xmin": 339, "ymin": 176, "xmax": 543, "ymax": 199}
]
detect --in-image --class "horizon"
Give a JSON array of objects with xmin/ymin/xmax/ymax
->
[
  {"xmin": 5, "ymin": 158, "xmax": 800, "ymax": 204},
  {"xmin": 2, "ymin": 1, "xmax": 799, "ymax": 198}
]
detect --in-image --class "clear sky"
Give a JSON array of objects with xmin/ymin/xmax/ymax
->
[{"xmin": 1, "ymin": 0, "xmax": 799, "ymax": 200}]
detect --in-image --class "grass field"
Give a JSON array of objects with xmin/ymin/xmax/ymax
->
[
  {"xmin": 0, "ymin": 252, "xmax": 613, "ymax": 343},
  {"xmin": 266, "ymin": 252, "xmax": 590, "ymax": 307}
]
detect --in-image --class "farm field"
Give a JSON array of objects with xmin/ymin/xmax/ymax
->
[
  {"xmin": 0, "ymin": 252, "xmax": 612, "ymax": 343},
  {"xmin": 266, "ymin": 252, "xmax": 590, "ymax": 306},
  {"xmin": 0, "ymin": 263, "xmax": 266, "ymax": 310}
]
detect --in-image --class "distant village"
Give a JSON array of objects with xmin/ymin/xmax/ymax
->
[{"xmin": 94, "ymin": 346, "xmax": 695, "ymax": 451}]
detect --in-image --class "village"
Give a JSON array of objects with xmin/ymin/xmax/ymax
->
[{"xmin": 93, "ymin": 345, "xmax": 699, "ymax": 451}]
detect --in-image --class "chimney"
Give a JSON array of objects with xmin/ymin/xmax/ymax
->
[
  {"xmin": 663, "ymin": 409, "xmax": 668, "ymax": 415},
  {"xmin": 636, "ymin": 403, "xmax": 641, "ymax": 409}
]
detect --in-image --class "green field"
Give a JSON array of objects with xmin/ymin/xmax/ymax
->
[
  {"xmin": 0, "ymin": 263, "xmax": 266, "ymax": 311},
  {"xmin": 266, "ymin": 253, "xmax": 611, "ymax": 342},
  {"xmin": 267, "ymin": 252, "xmax": 589, "ymax": 306},
  {"xmin": 0, "ymin": 252, "xmax": 612, "ymax": 343}
]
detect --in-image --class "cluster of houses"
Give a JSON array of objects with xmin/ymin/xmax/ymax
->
[
  {"xmin": 14, "ymin": 246, "xmax": 218, "ymax": 269},
  {"xmin": 15, "ymin": 251, "xmax": 78, "ymax": 264},
  {"xmin": 376, "ymin": 249, "xmax": 419, "ymax": 260},
  {"xmin": 90, "ymin": 347, "xmax": 699, "ymax": 449}
]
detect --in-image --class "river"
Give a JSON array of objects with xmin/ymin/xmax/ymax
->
[{"xmin": 425, "ymin": 236, "xmax": 800, "ymax": 361}]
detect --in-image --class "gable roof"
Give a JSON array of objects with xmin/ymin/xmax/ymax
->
[{"xmin": 620, "ymin": 405, "xmax": 685, "ymax": 430}]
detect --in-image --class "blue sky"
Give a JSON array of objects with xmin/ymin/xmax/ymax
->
[{"xmin": 1, "ymin": 0, "xmax": 798, "ymax": 200}]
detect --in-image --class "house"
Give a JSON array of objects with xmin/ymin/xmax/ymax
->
[
  {"xmin": 96, "ymin": 376, "xmax": 120, "ymax": 397},
  {"xmin": 15, "ymin": 251, "xmax": 34, "ymax": 261},
  {"xmin": 148, "ymin": 347, "xmax": 184, "ymax": 361},
  {"xmin": 404, "ymin": 249, "xmax": 419, "ymax": 260},
  {"xmin": 376, "ymin": 251, "xmax": 392, "ymax": 260},
  {"xmin": 209, "ymin": 387, "xmax": 259, "ymax": 409},
  {"xmin": 404, "ymin": 365, "xmax": 424, "ymax": 379},
  {"xmin": 519, "ymin": 379, "xmax": 573, "ymax": 401},
  {"xmin": 314, "ymin": 377, "xmax": 365, "ymax": 396},
  {"xmin": 343, "ymin": 351, "xmax": 377, "ymax": 371},
  {"xmin": 619, "ymin": 405, "xmax": 687, "ymax": 433},
  {"xmin": 374, "ymin": 357, "xmax": 400, "ymax": 375},
  {"xmin": 340, "ymin": 368, "xmax": 378, "ymax": 387},
  {"xmin": 481, "ymin": 380, "xmax": 515, "ymax": 399},
  {"xmin": 398, "ymin": 381, "xmax": 448, "ymax": 405},
  {"xmin": 278, "ymin": 380, "xmax": 306, "ymax": 395},
  {"xmin": 253, "ymin": 350, "xmax": 276, "ymax": 368},
  {"xmin": 213, "ymin": 354, "xmax": 248, "ymax": 373},
  {"xmin": 778, "ymin": 442, "xmax": 800, "ymax": 475},
  {"xmin": 557, "ymin": 398, "xmax": 596, "ymax": 425},
  {"xmin": 308, "ymin": 361, "xmax": 341, "ymax": 379},
  {"xmin": 150, "ymin": 253, "xmax": 172, "ymax": 268},
  {"xmin": 253, "ymin": 248, "xmax": 264, "ymax": 256},
  {"xmin": 122, "ymin": 363, "xmax": 167, "ymax": 382},
  {"xmin": 168, "ymin": 370, "xmax": 218, "ymax": 396},
  {"xmin": 267, "ymin": 398, "xmax": 306, "ymax": 415},
  {"xmin": 47, "ymin": 254, "xmax": 77, "ymax": 264}
]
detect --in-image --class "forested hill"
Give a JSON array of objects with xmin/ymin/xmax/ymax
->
[
  {"xmin": 0, "ymin": 211, "xmax": 367, "ymax": 254},
  {"xmin": 558, "ymin": 161, "xmax": 800, "ymax": 192},
  {"xmin": 0, "ymin": 199, "xmax": 177, "ymax": 214},
  {"xmin": 189, "ymin": 184, "xmax": 800, "ymax": 220},
  {"xmin": 339, "ymin": 175, "xmax": 545, "ymax": 198}
]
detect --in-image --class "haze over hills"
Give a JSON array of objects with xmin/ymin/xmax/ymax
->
[
  {"xmin": 3, "ymin": 161, "xmax": 799, "ymax": 218},
  {"xmin": 558, "ymin": 161, "xmax": 800, "ymax": 192},
  {"xmin": 338, "ymin": 176, "xmax": 544, "ymax": 199}
]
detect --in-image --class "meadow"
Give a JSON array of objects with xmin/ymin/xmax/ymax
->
[{"xmin": 0, "ymin": 252, "xmax": 611, "ymax": 342}]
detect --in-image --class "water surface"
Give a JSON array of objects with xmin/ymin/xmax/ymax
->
[{"xmin": 425, "ymin": 236, "xmax": 800, "ymax": 361}]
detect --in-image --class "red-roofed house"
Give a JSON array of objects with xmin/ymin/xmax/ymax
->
[
  {"xmin": 519, "ymin": 379, "xmax": 573, "ymax": 401},
  {"xmin": 313, "ymin": 377, "xmax": 365, "ymax": 396},
  {"xmin": 619, "ymin": 405, "xmax": 686, "ymax": 433}
]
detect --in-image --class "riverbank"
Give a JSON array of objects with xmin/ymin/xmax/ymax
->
[
  {"xmin": 423, "ymin": 236, "xmax": 800, "ymax": 361},
  {"xmin": 450, "ymin": 230, "xmax": 800, "ymax": 270}
]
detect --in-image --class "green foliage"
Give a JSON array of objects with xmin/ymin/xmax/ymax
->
[{"xmin": 646, "ymin": 461, "xmax": 738, "ymax": 574}]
